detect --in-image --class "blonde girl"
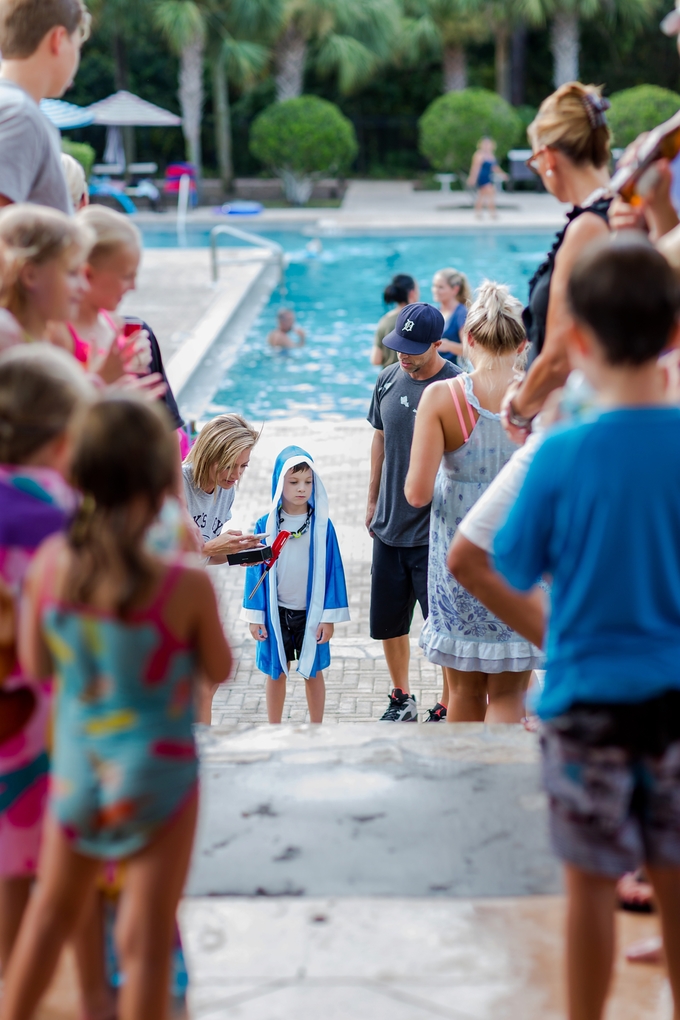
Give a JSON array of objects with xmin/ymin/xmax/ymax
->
[
  {"xmin": 1, "ymin": 395, "xmax": 232, "ymax": 1020},
  {"xmin": 431, "ymin": 267, "xmax": 471, "ymax": 365},
  {"xmin": 182, "ymin": 412, "xmax": 264, "ymax": 561},
  {"xmin": 72, "ymin": 205, "xmax": 187, "ymax": 445},
  {"xmin": 0, "ymin": 345, "xmax": 91, "ymax": 976},
  {"xmin": 405, "ymin": 281, "xmax": 542, "ymax": 723},
  {"xmin": 60, "ymin": 153, "xmax": 89, "ymax": 212},
  {"xmin": 0, "ymin": 205, "xmax": 91, "ymax": 355}
]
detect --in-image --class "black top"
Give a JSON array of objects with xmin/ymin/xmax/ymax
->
[
  {"xmin": 523, "ymin": 195, "xmax": 611, "ymax": 364},
  {"xmin": 124, "ymin": 317, "xmax": 184, "ymax": 430}
]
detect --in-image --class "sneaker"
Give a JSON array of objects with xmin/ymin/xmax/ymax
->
[
  {"xmin": 425, "ymin": 702, "xmax": 447, "ymax": 722},
  {"xmin": 380, "ymin": 688, "xmax": 418, "ymax": 722}
]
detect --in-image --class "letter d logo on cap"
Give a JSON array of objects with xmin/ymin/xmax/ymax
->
[{"xmin": 402, "ymin": 319, "xmax": 415, "ymax": 333}]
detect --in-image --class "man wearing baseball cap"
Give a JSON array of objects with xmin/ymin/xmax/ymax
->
[{"xmin": 366, "ymin": 302, "xmax": 460, "ymax": 721}]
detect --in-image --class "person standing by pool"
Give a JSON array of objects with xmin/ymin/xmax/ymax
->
[
  {"xmin": 366, "ymin": 302, "xmax": 460, "ymax": 722},
  {"xmin": 468, "ymin": 137, "xmax": 507, "ymax": 220},
  {"xmin": 370, "ymin": 274, "xmax": 419, "ymax": 367},
  {"xmin": 432, "ymin": 268, "xmax": 471, "ymax": 365},
  {"xmin": 267, "ymin": 309, "xmax": 305, "ymax": 350},
  {"xmin": 449, "ymin": 82, "xmax": 612, "ymax": 647},
  {"xmin": 405, "ymin": 282, "xmax": 542, "ymax": 723}
]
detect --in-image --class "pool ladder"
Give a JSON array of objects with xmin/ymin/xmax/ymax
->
[{"xmin": 209, "ymin": 225, "xmax": 287, "ymax": 296}]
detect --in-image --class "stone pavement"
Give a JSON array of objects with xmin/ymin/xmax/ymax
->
[{"xmin": 209, "ymin": 418, "xmax": 445, "ymax": 726}]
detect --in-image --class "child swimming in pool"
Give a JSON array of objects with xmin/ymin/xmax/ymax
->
[
  {"xmin": 267, "ymin": 309, "xmax": 305, "ymax": 350},
  {"xmin": 1, "ymin": 395, "xmax": 233, "ymax": 1020}
]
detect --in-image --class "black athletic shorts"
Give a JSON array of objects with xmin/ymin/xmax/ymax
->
[
  {"xmin": 369, "ymin": 536, "xmax": 429, "ymax": 640},
  {"xmin": 278, "ymin": 607, "xmax": 307, "ymax": 664}
]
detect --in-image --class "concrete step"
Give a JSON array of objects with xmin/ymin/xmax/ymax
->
[{"xmin": 188, "ymin": 723, "xmax": 560, "ymax": 898}]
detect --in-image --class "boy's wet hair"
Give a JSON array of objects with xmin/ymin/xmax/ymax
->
[
  {"xmin": 568, "ymin": 239, "xmax": 680, "ymax": 365},
  {"xmin": 0, "ymin": 0, "xmax": 89, "ymax": 58},
  {"xmin": 289, "ymin": 461, "xmax": 311, "ymax": 474}
]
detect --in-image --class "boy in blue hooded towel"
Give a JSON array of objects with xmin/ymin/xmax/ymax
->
[{"xmin": 242, "ymin": 446, "xmax": 350, "ymax": 722}]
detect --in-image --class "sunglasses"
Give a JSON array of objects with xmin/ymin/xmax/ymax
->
[{"xmin": 525, "ymin": 147, "xmax": 548, "ymax": 177}]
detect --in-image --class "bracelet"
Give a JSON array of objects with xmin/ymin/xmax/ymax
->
[{"xmin": 505, "ymin": 399, "xmax": 535, "ymax": 431}]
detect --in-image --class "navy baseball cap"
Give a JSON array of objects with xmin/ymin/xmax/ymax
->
[{"xmin": 383, "ymin": 302, "xmax": 445, "ymax": 354}]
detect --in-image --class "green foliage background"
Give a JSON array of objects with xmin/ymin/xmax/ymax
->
[
  {"xmin": 418, "ymin": 89, "xmax": 522, "ymax": 174},
  {"xmin": 608, "ymin": 84, "xmax": 680, "ymax": 147},
  {"xmin": 61, "ymin": 139, "xmax": 96, "ymax": 178},
  {"xmin": 64, "ymin": 0, "xmax": 680, "ymax": 177},
  {"xmin": 250, "ymin": 96, "xmax": 358, "ymax": 175}
]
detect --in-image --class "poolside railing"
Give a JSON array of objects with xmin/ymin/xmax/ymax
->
[{"xmin": 209, "ymin": 225, "xmax": 286, "ymax": 294}]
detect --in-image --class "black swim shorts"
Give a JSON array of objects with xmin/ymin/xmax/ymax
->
[
  {"xmin": 278, "ymin": 607, "xmax": 308, "ymax": 665},
  {"xmin": 369, "ymin": 536, "xmax": 429, "ymax": 640}
]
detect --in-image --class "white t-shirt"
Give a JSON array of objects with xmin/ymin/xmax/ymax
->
[
  {"xmin": 182, "ymin": 462, "xmax": 235, "ymax": 543},
  {"xmin": 276, "ymin": 511, "xmax": 311, "ymax": 610}
]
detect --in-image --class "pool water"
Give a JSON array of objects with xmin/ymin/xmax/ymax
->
[{"xmin": 150, "ymin": 230, "xmax": 553, "ymax": 421}]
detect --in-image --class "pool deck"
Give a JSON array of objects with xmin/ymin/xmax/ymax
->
[{"xmin": 134, "ymin": 182, "xmax": 569, "ymax": 236}]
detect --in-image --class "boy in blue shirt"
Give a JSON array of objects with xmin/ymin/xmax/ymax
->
[{"xmin": 494, "ymin": 239, "xmax": 680, "ymax": 1020}]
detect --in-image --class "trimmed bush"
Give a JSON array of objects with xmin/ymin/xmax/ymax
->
[
  {"xmin": 250, "ymin": 96, "xmax": 358, "ymax": 205},
  {"xmin": 61, "ymin": 138, "xmax": 96, "ymax": 179},
  {"xmin": 608, "ymin": 85, "xmax": 680, "ymax": 150},
  {"xmin": 418, "ymin": 88, "xmax": 523, "ymax": 177}
]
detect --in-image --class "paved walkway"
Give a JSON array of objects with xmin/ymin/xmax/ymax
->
[
  {"xmin": 209, "ymin": 418, "xmax": 445, "ymax": 726},
  {"xmin": 133, "ymin": 181, "xmax": 569, "ymax": 235}
]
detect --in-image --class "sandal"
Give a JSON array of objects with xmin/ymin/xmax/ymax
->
[{"xmin": 617, "ymin": 869, "xmax": 655, "ymax": 913}]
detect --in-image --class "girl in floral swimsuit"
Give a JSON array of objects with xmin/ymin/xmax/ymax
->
[{"xmin": 1, "ymin": 396, "xmax": 232, "ymax": 1020}]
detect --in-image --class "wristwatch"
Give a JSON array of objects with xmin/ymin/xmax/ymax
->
[{"xmin": 505, "ymin": 399, "xmax": 535, "ymax": 432}]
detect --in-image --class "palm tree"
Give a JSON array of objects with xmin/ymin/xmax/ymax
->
[
  {"xmin": 155, "ymin": 0, "xmax": 280, "ymax": 187},
  {"xmin": 272, "ymin": 0, "xmax": 401, "ymax": 102},
  {"xmin": 209, "ymin": 0, "xmax": 281, "ymax": 189},
  {"xmin": 401, "ymin": 0, "xmax": 488, "ymax": 92},
  {"xmin": 155, "ymin": 1, "xmax": 207, "ymax": 177},
  {"xmin": 535, "ymin": 0, "xmax": 656, "ymax": 87}
]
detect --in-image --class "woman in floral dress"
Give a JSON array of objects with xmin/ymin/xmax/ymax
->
[{"xmin": 405, "ymin": 282, "xmax": 543, "ymax": 722}]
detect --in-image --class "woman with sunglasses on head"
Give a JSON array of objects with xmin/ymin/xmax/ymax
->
[
  {"xmin": 445, "ymin": 84, "xmax": 613, "ymax": 718},
  {"xmin": 503, "ymin": 83, "xmax": 612, "ymax": 440}
]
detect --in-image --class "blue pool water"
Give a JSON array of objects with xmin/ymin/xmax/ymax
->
[{"xmin": 146, "ymin": 229, "xmax": 552, "ymax": 421}]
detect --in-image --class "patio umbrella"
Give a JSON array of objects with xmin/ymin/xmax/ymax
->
[
  {"xmin": 85, "ymin": 90, "xmax": 181, "ymax": 169},
  {"xmin": 40, "ymin": 98, "xmax": 94, "ymax": 130}
]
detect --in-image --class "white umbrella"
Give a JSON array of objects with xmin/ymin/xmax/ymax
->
[{"xmin": 85, "ymin": 90, "xmax": 182, "ymax": 170}]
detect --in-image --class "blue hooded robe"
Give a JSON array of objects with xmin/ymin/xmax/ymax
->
[{"xmin": 241, "ymin": 446, "xmax": 350, "ymax": 680}]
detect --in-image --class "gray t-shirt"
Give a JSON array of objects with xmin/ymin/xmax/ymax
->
[
  {"xmin": 0, "ymin": 80, "xmax": 72, "ymax": 213},
  {"xmin": 182, "ymin": 463, "xmax": 236, "ymax": 543},
  {"xmin": 367, "ymin": 358, "xmax": 459, "ymax": 547}
]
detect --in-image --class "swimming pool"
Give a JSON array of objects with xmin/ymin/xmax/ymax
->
[{"xmin": 148, "ymin": 230, "xmax": 553, "ymax": 421}]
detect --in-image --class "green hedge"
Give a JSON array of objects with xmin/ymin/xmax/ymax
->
[
  {"xmin": 61, "ymin": 138, "xmax": 96, "ymax": 180},
  {"xmin": 418, "ymin": 89, "xmax": 522, "ymax": 176},
  {"xmin": 250, "ymin": 96, "xmax": 358, "ymax": 177},
  {"xmin": 608, "ymin": 85, "xmax": 680, "ymax": 149}
]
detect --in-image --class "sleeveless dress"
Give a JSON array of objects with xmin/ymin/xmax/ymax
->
[
  {"xmin": 0, "ymin": 467, "xmax": 77, "ymax": 877},
  {"xmin": 42, "ymin": 564, "xmax": 199, "ymax": 859},
  {"xmin": 419, "ymin": 375, "xmax": 544, "ymax": 673}
]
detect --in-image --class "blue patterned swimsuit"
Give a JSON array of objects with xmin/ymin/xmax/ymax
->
[
  {"xmin": 420, "ymin": 374, "xmax": 544, "ymax": 673},
  {"xmin": 43, "ymin": 564, "xmax": 199, "ymax": 859}
]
